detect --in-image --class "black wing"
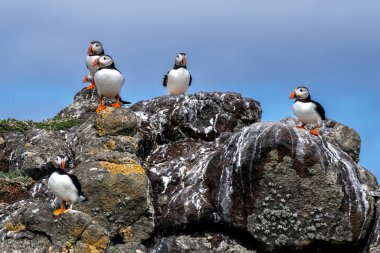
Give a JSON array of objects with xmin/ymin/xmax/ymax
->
[
  {"xmin": 69, "ymin": 174, "xmax": 84, "ymax": 196},
  {"xmin": 311, "ymin": 100, "xmax": 326, "ymax": 120},
  {"xmin": 189, "ymin": 74, "xmax": 192, "ymax": 86},
  {"xmin": 163, "ymin": 72, "xmax": 169, "ymax": 87}
]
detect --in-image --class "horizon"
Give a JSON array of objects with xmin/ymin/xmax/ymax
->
[{"xmin": 0, "ymin": 1, "xmax": 378, "ymax": 177}]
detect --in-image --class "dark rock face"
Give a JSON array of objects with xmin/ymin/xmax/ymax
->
[
  {"xmin": 143, "ymin": 117, "xmax": 375, "ymax": 252},
  {"xmin": 0, "ymin": 89, "xmax": 378, "ymax": 253},
  {"xmin": 131, "ymin": 92, "xmax": 262, "ymax": 154}
]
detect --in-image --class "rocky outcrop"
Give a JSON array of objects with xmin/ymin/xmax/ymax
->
[
  {"xmin": 131, "ymin": 92, "xmax": 262, "ymax": 154},
  {"xmin": 149, "ymin": 233, "xmax": 257, "ymax": 253},
  {"xmin": 1, "ymin": 200, "xmax": 109, "ymax": 253},
  {"xmin": 0, "ymin": 88, "xmax": 378, "ymax": 253}
]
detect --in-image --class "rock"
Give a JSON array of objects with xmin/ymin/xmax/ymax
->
[
  {"xmin": 322, "ymin": 119, "xmax": 362, "ymax": 162},
  {"xmin": 148, "ymin": 234, "xmax": 257, "ymax": 253},
  {"xmin": 145, "ymin": 117, "xmax": 375, "ymax": 252},
  {"xmin": 0, "ymin": 89, "xmax": 378, "ymax": 253},
  {"xmin": 74, "ymin": 114, "xmax": 141, "ymax": 164},
  {"xmin": 131, "ymin": 92, "xmax": 262, "ymax": 153},
  {"xmin": 0, "ymin": 234, "xmax": 51, "ymax": 253},
  {"xmin": 74, "ymin": 224, "xmax": 110, "ymax": 253},
  {"xmin": 107, "ymin": 242, "xmax": 146, "ymax": 253},
  {"xmin": 363, "ymin": 198, "xmax": 380, "ymax": 253},
  {"xmin": 0, "ymin": 176, "xmax": 34, "ymax": 204},
  {"xmin": 0, "ymin": 200, "xmax": 110, "ymax": 253},
  {"xmin": 3, "ymin": 128, "xmax": 76, "ymax": 180},
  {"xmin": 95, "ymin": 107, "xmax": 138, "ymax": 137},
  {"xmin": 57, "ymin": 88, "xmax": 130, "ymax": 122},
  {"xmin": 57, "ymin": 88, "xmax": 99, "ymax": 121},
  {"xmin": 73, "ymin": 160, "xmax": 155, "ymax": 241}
]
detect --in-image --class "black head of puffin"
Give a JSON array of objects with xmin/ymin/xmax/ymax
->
[
  {"xmin": 53, "ymin": 155, "xmax": 68, "ymax": 170},
  {"xmin": 93, "ymin": 55, "xmax": 114, "ymax": 68},
  {"xmin": 289, "ymin": 86, "xmax": 310, "ymax": 100},
  {"xmin": 87, "ymin": 41, "xmax": 104, "ymax": 56},
  {"xmin": 175, "ymin": 52, "xmax": 187, "ymax": 66}
]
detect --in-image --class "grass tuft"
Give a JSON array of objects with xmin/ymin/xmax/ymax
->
[{"xmin": 0, "ymin": 116, "xmax": 83, "ymax": 132}]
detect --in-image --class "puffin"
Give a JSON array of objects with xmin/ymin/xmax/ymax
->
[
  {"xmin": 289, "ymin": 86, "xmax": 326, "ymax": 136},
  {"xmin": 163, "ymin": 53, "xmax": 192, "ymax": 96},
  {"xmin": 48, "ymin": 155, "xmax": 85, "ymax": 216},
  {"xmin": 92, "ymin": 55, "xmax": 129, "ymax": 112},
  {"xmin": 82, "ymin": 41, "xmax": 105, "ymax": 90}
]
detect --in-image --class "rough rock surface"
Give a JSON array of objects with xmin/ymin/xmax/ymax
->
[
  {"xmin": 149, "ymin": 233, "xmax": 257, "ymax": 253},
  {"xmin": 0, "ymin": 129, "xmax": 77, "ymax": 180},
  {"xmin": 131, "ymin": 92, "xmax": 262, "ymax": 154},
  {"xmin": 142, "ymin": 116, "xmax": 376, "ymax": 252},
  {"xmin": 1, "ymin": 200, "xmax": 109, "ymax": 253},
  {"xmin": 0, "ymin": 88, "xmax": 378, "ymax": 253}
]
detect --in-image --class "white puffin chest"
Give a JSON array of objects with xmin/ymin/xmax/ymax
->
[
  {"xmin": 86, "ymin": 55, "xmax": 100, "ymax": 76},
  {"xmin": 48, "ymin": 172, "xmax": 79, "ymax": 203},
  {"xmin": 167, "ymin": 68, "xmax": 190, "ymax": 95},
  {"xmin": 292, "ymin": 101, "xmax": 321, "ymax": 125},
  {"xmin": 94, "ymin": 69, "xmax": 125, "ymax": 98}
]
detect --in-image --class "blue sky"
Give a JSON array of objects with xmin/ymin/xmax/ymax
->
[{"xmin": 0, "ymin": 1, "xmax": 379, "ymax": 177}]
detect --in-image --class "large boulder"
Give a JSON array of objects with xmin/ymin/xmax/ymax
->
[
  {"xmin": 142, "ymin": 114, "xmax": 376, "ymax": 252},
  {"xmin": 131, "ymin": 92, "xmax": 262, "ymax": 154},
  {"xmin": 73, "ymin": 160, "xmax": 155, "ymax": 242},
  {"xmin": 71, "ymin": 105, "xmax": 154, "ymax": 243},
  {"xmin": 0, "ymin": 200, "xmax": 109, "ymax": 253}
]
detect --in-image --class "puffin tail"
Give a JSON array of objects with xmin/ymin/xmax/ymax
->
[{"xmin": 119, "ymin": 96, "xmax": 131, "ymax": 105}]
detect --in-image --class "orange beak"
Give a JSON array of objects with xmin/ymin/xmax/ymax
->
[
  {"xmin": 60, "ymin": 160, "xmax": 65, "ymax": 170},
  {"xmin": 87, "ymin": 45, "xmax": 92, "ymax": 55},
  {"xmin": 289, "ymin": 91, "xmax": 296, "ymax": 99},
  {"xmin": 82, "ymin": 75, "xmax": 89, "ymax": 83},
  {"xmin": 182, "ymin": 57, "xmax": 186, "ymax": 65},
  {"xmin": 92, "ymin": 58, "xmax": 99, "ymax": 67}
]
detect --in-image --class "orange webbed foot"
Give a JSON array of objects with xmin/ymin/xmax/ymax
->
[
  {"xmin": 310, "ymin": 128, "xmax": 319, "ymax": 136},
  {"xmin": 96, "ymin": 104, "xmax": 106, "ymax": 113},
  {"xmin": 53, "ymin": 208, "xmax": 66, "ymax": 216},
  {"xmin": 296, "ymin": 125, "xmax": 306, "ymax": 129},
  {"xmin": 111, "ymin": 101, "xmax": 121, "ymax": 108},
  {"xmin": 86, "ymin": 83, "xmax": 96, "ymax": 90}
]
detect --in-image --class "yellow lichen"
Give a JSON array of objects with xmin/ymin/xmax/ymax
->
[
  {"xmin": 96, "ymin": 107, "xmax": 118, "ymax": 137},
  {"xmin": 120, "ymin": 226, "xmax": 133, "ymax": 242},
  {"xmin": 103, "ymin": 139, "xmax": 117, "ymax": 150},
  {"xmin": 96, "ymin": 107, "xmax": 114, "ymax": 117},
  {"xmin": 0, "ymin": 137, "xmax": 4, "ymax": 145},
  {"xmin": 84, "ymin": 235, "xmax": 109, "ymax": 253},
  {"xmin": 99, "ymin": 161, "xmax": 144, "ymax": 175},
  {"xmin": 5, "ymin": 222, "xmax": 26, "ymax": 233}
]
